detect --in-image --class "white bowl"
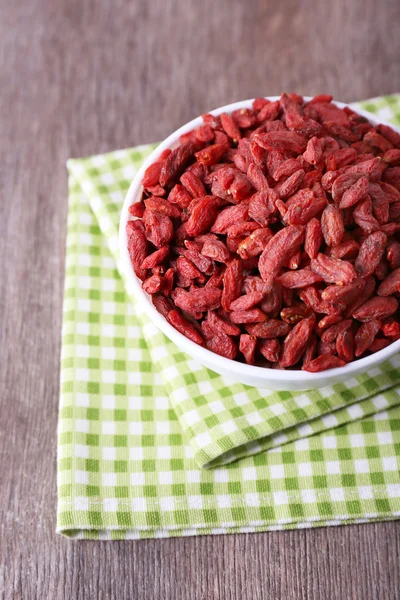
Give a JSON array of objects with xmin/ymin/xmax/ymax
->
[{"xmin": 119, "ymin": 97, "xmax": 400, "ymax": 391}]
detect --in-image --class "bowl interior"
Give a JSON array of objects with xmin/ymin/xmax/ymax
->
[{"xmin": 119, "ymin": 97, "xmax": 400, "ymax": 388}]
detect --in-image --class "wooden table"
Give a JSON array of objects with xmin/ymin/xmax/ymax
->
[{"xmin": 1, "ymin": 1, "xmax": 400, "ymax": 597}]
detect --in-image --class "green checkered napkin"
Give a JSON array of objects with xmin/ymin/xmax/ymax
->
[{"xmin": 58, "ymin": 96, "xmax": 400, "ymax": 539}]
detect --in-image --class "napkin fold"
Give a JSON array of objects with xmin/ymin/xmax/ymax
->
[{"xmin": 58, "ymin": 96, "xmax": 400, "ymax": 539}]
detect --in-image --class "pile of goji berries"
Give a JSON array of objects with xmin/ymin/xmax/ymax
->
[{"xmin": 126, "ymin": 94, "xmax": 400, "ymax": 372}]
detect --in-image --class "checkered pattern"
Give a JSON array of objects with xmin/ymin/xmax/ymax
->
[{"xmin": 58, "ymin": 96, "xmax": 400, "ymax": 539}]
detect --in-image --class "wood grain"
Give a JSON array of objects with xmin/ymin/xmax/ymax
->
[{"xmin": 1, "ymin": 0, "xmax": 400, "ymax": 598}]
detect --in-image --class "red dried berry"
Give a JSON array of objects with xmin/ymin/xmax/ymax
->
[
  {"xmin": 353, "ymin": 296, "xmax": 398, "ymax": 322},
  {"xmin": 205, "ymin": 332, "xmax": 238, "ymax": 360},
  {"xmin": 195, "ymin": 143, "xmax": 228, "ymax": 166},
  {"xmin": 248, "ymin": 189, "xmax": 277, "ymax": 226},
  {"xmin": 259, "ymin": 339, "xmax": 281, "ymax": 362},
  {"xmin": 185, "ymin": 196, "xmax": 219, "ymax": 236},
  {"xmin": 303, "ymin": 355, "xmax": 346, "ymax": 372},
  {"xmin": 278, "ymin": 269, "xmax": 323, "ymax": 289},
  {"xmin": 167, "ymin": 310, "xmax": 203, "ymax": 345},
  {"xmin": 354, "ymin": 319, "xmax": 381, "ymax": 356},
  {"xmin": 246, "ymin": 319, "xmax": 291, "ymax": 339},
  {"xmin": 127, "ymin": 220, "xmax": 148, "ymax": 280},
  {"xmin": 310, "ymin": 253, "xmax": 357, "ymax": 285},
  {"xmin": 230, "ymin": 308, "xmax": 267, "ymax": 324},
  {"xmin": 259, "ymin": 226, "xmax": 304, "ymax": 280},
  {"xmin": 239, "ymin": 334, "xmax": 257, "ymax": 364},
  {"xmin": 222, "ymin": 259, "xmax": 243, "ymax": 312},
  {"xmin": 321, "ymin": 204, "xmax": 344, "ymax": 247},
  {"xmin": 280, "ymin": 316, "xmax": 315, "ymax": 368},
  {"xmin": 355, "ymin": 231, "xmax": 387, "ymax": 278},
  {"xmin": 378, "ymin": 268, "xmax": 400, "ymax": 296},
  {"xmin": 304, "ymin": 218, "xmax": 323, "ymax": 259},
  {"xmin": 160, "ymin": 141, "xmax": 196, "ymax": 187}
]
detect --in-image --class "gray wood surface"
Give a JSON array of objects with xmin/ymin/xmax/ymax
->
[{"xmin": 1, "ymin": 0, "xmax": 400, "ymax": 598}]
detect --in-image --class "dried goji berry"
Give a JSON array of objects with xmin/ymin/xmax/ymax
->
[
  {"xmin": 260, "ymin": 279, "xmax": 283, "ymax": 317},
  {"xmin": 303, "ymin": 355, "xmax": 346, "ymax": 372},
  {"xmin": 195, "ymin": 143, "xmax": 228, "ymax": 166},
  {"xmin": 246, "ymin": 319, "xmax": 291, "ymax": 338},
  {"xmin": 227, "ymin": 221, "xmax": 260, "ymax": 238},
  {"xmin": 167, "ymin": 310, "xmax": 203, "ymax": 345},
  {"xmin": 259, "ymin": 226, "xmax": 304, "ymax": 280},
  {"xmin": 329, "ymin": 239, "xmax": 360, "ymax": 260},
  {"xmin": 310, "ymin": 253, "xmax": 357, "ymax": 285},
  {"xmin": 152, "ymin": 294, "xmax": 174, "ymax": 318},
  {"xmin": 143, "ymin": 274, "xmax": 164, "ymax": 294},
  {"xmin": 321, "ymin": 278, "xmax": 365, "ymax": 305},
  {"xmin": 230, "ymin": 291, "xmax": 265, "ymax": 311},
  {"xmin": 304, "ymin": 218, "xmax": 323, "ymax": 259},
  {"xmin": 180, "ymin": 171, "xmax": 206, "ymax": 198},
  {"xmin": 377, "ymin": 268, "xmax": 400, "ymax": 296},
  {"xmin": 222, "ymin": 259, "xmax": 243, "ymax": 312},
  {"xmin": 273, "ymin": 158, "xmax": 301, "ymax": 181},
  {"xmin": 317, "ymin": 340, "xmax": 337, "ymax": 356},
  {"xmin": 247, "ymin": 189, "xmax": 277, "ymax": 227},
  {"xmin": 129, "ymin": 202, "xmax": 145, "ymax": 218},
  {"xmin": 181, "ymin": 245, "xmax": 214, "ymax": 275},
  {"xmin": 352, "ymin": 196, "xmax": 381, "ymax": 234},
  {"xmin": 255, "ymin": 130, "xmax": 308, "ymax": 154},
  {"xmin": 220, "ymin": 113, "xmax": 242, "ymax": 142},
  {"xmin": 317, "ymin": 312, "xmax": 343, "ymax": 330},
  {"xmin": 160, "ymin": 141, "xmax": 196, "ymax": 187},
  {"xmin": 321, "ymin": 204, "xmax": 344, "ymax": 247},
  {"xmin": 173, "ymin": 286, "xmax": 222, "ymax": 316},
  {"xmin": 168, "ymin": 184, "xmax": 193, "ymax": 208},
  {"xmin": 239, "ymin": 334, "xmax": 257, "ymax": 364},
  {"xmin": 278, "ymin": 269, "xmax": 323, "ymax": 288},
  {"xmin": 230, "ymin": 308, "xmax": 267, "ymax": 324},
  {"xmin": 274, "ymin": 169, "xmax": 305, "ymax": 199},
  {"xmin": 247, "ymin": 163, "xmax": 269, "ymax": 191},
  {"xmin": 381, "ymin": 319, "xmax": 400, "ymax": 338},
  {"xmin": 233, "ymin": 108, "xmax": 257, "ymax": 129},
  {"xmin": 283, "ymin": 189, "xmax": 326, "ymax": 226},
  {"xmin": 127, "ymin": 220, "xmax": 148, "ymax": 280},
  {"xmin": 280, "ymin": 304, "xmax": 310, "ymax": 323},
  {"xmin": 303, "ymin": 136, "xmax": 324, "ymax": 165},
  {"xmin": 354, "ymin": 231, "xmax": 387, "ymax": 278},
  {"xmin": 205, "ymin": 332, "xmax": 238, "ymax": 360},
  {"xmin": 143, "ymin": 209, "xmax": 174, "ymax": 248},
  {"xmin": 339, "ymin": 176, "xmax": 369, "ymax": 209},
  {"xmin": 364, "ymin": 129, "xmax": 394, "ymax": 153},
  {"xmin": 259, "ymin": 338, "xmax": 281, "ymax": 362},
  {"xmin": 344, "ymin": 276, "xmax": 376, "ymax": 318},
  {"xmin": 207, "ymin": 310, "xmax": 241, "ymax": 336},
  {"xmin": 211, "ymin": 204, "xmax": 249, "ymax": 234},
  {"xmin": 237, "ymin": 228, "xmax": 273, "ymax": 259},
  {"xmin": 303, "ymin": 333, "xmax": 317, "ymax": 366},
  {"xmin": 280, "ymin": 316, "xmax": 315, "ymax": 367},
  {"xmin": 144, "ymin": 197, "xmax": 181, "ymax": 218},
  {"xmin": 141, "ymin": 246, "xmax": 169, "ymax": 270},
  {"xmin": 321, "ymin": 319, "xmax": 352, "ymax": 343},
  {"xmin": 256, "ymin": 100, "xmax": 280, "ymax": 122},
  {"xmin": 185, "ymin": 196, "xmax": 219, "ymax": 236},
  {"xmin": 353, "ymin": 296, "xmax": 398, "ymax": 322},
  {"xmin": 354, "ymin": 319, "xmax": 381, "ymax": 356},
  {"xmin": 387, "ymin": 241, "xmax": 400, "ymax": 270},
  {"xmin": 368, "ymin": 338, "xmax": 391, "ymax": 352}
]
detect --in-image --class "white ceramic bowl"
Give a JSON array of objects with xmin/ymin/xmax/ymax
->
[{"xmin": 119, "ymin": 97, "xmax": 400, "ymax": 391}]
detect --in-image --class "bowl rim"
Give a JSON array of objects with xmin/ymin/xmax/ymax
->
[{"xmin": 119, "ymin": 96, "xmax": 400, "ymax": 384}]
